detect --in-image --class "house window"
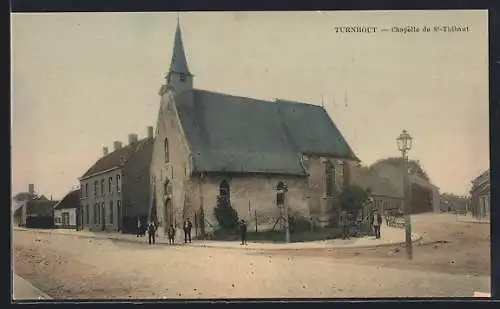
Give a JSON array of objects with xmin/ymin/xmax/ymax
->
[
  {"xmin": 85, "ymin": 183, "xmax": 88, "ymax": 198},
  {"xmin": 164, "ymin": 138, "xmax": 170, "ymax": 163},
  {"xmin": 180, "ymin": 73, "xmax": 186, "ymax": 82},
  {"xmin": 101, "ymin": 179, "xmax": 105, "ymax": 195},
  {"xmin": 109, "ymin": 201, "xmax": 114, "ymax": 226},
  {"xmin": 108, "ymin": 177, "xmax": 113, "ymax": 193},
  {"xmin": 94, "ymin": 181, "xmax": 98, "ymax": 197},
  {"xmin": 219, "ymin": 180, "xmax": 230, "ymax": 203},
  {"xmin": 116, "ymin": 175, "xmax": 121, "ymax": 192},
  {"xmin": 94, "ymin": 204, "xmax": 98, "ymax": 224},
  {"xmin": 85, "ymin": 205, "xmax": 89, "ymax": 226},
  {"xmin": 325, "ymin": 160, "xmax": 335, "ymax": 197},
  {"xmin": 80, "ymin": 187, "xmax": 83, "ymax": 199}
]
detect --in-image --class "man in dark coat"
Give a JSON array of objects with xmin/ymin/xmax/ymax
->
[
  {"xmin": 239, "ymin": 219, "xmax": 248, "ymax": 245},
  {"xmin": 167, "ymin": 224, "xmax": 176, "ymax": 245},
  {"xmin": 184, "ymin": 218, "xmax": 193, "ymax": 243},
  {"xmin": 372, "ymin": 209, "xmax": 383, "ymax": 239},
  {"xmin": 147, "ymin": 222, "xmax": 156, "ymax": 245}
]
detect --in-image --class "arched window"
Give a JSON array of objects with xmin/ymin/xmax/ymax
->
[
  {"xmin": 276, "ymin": 181, "xmax": 286, "ymax": 205},
  {"xmin": 325, "ymin": 160, "xmax": 335, "ymax": 196},
  {"xmin": 116, "ymin": 175, "xmax": 121, "ymax": 192},
  {"xmin": 219, "ymin": 180, "xmax": 230, "ymax": 202},
  {"xmin": 108, "ymin": 177, "xmax": 113, "ymax": 193},
  {"xmin": 164, "ymin": 138, "xmax": 170, "ymax": 163}
]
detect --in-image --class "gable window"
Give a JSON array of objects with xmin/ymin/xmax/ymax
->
[
  {"xmin": 325, "ymin": 160, "xmax": 335, "ymax": 197},
  {"xmin": 85, "ymin": 183, "xmax": 88, "ymax": 198},
  {"xmin": 94, "ymin": 181, "xmax": 98, "ymax": 197},
  {"xmin": 219, "ymin": 180, "xmax": 230, "ymax": 203},
  {"xmin": 179, "ymin": 73, "xmax": 186, "ymax": 82},
  {"xmin": 108, "ymin": 177, "xmax": 113, "ymax": 193},
  {"xmin": 116, "ymin": 175, "xmax": 121, "ymax": 192},
  {"xmin": 164, "ymin": 138, "xmax": 170, "ymax": 163}
]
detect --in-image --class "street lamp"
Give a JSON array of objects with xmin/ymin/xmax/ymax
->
[
  {"xmin": 397, "ymin": 129, "xmax": 413, "ymax": 260},
  {"xmin": 276, "ymin": 182, "xmax": 290, "ymax": 243}
]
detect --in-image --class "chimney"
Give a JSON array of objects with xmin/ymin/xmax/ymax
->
[
  {"xmin": 113, "ymin": 141, "xmax": 122, "ymax": 151},
  {"xmin": 102, "ymin": 147, "xmax": 109, "ymax": 157},
  {"xmin": 147, "ymin": 126, "xmax": 154, "ymax": 138},
  {"xmin": 128, "ymin": 133, "xmax": 138, "ymax": 144},
  {"xmin": 28, "ymin": 184, "xmax": 35, "ymax": 195}
]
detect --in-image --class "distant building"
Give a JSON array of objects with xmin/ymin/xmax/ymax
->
[
  {"xmin": 149, "ymin": 20, "xmax": 359, "ymax": 236},
  {"xmin": 469, "ymin": 169, "xmax": 490, "ymax": 218},
  {"xmin": 16, "ymin": 200, "xmax": 58, "ymax": 228},
  {"xmin": 53, "ymin": 189, "xmax": 80, "ymax": 229},
  {"xmin": 351, "ymin": 165, "xmax": 403, "ymax": 218},
  {"xmin": 79, "ymin": 128, "xmax": 154, "ymax": 233},
  {"xmin": 369, "ymin": 158, "xmax": 441, "ymax": 214}
]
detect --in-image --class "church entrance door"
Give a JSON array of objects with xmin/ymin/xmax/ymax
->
[{"xmin": 164, "ymin": 198, "xmax": 173, "ymax": 228}]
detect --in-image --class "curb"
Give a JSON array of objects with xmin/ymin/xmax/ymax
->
[
  {"xmin": 188, "ymin": 235, "xmax": 423, "ymax": 252},
  {"xmin": 14, "ymin": 228, "xmax": 422, "ymax": 252}
]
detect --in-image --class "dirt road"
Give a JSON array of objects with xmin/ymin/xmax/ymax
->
[{"xmin": 12, "ymin": 213, "xmax": 490, "ymax": 299}]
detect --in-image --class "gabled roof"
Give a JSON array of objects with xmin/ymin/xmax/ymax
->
[
  {"xmin": 80, "ymin": 138, "xmax": 152, "ymax": 180},
  {"xmin": 54, "ymin": 189, "xmax": 80, "ymax": 210},
  {"xmin": 175, "ymin": 89, "xmax": 357, "ymax": 176}
]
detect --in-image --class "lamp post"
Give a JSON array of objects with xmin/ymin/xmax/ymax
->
[
  {"xmin": 397, "ymin": 129, "xmax": 413, "ymax": 260},
  {"xmin": 277, "ymin": 182, "xmax": 290, "ymax": 243}
]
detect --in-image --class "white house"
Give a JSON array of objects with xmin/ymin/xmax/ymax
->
[{"xmin": 53, "ymin": 189, "xmax": 80, "ymax": 229}]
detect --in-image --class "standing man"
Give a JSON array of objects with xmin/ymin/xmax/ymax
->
[
  {"xmin": 147, "ymin": 221, "xmax": 156, "ymax": 245},
  {"xmin": 167, "ymin": 224, "xmax": 176, "ymax": 245},
  {"xmin": 372, "ymin": 209, "xmax": 383, "ymax": 239},
  {"xmin": 184, "ymin": 218, "xmax": 193, "ymax": 243},
  {"xmin": 239, "ymin": 219, "xmax": 248, "ymax": 245}
]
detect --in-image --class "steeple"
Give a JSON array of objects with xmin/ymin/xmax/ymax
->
[{"xmin": 165, "ymin": 16, "xmax": 193, "ymax": 94}]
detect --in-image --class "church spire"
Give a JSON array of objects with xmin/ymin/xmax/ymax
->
[
  {"xmin": 169, "ymin": 16, "xmax": 191, "ymax": 76},
  {"xmin": 163, "ymin": 15, "xmax": 193, "ymax": 95}
]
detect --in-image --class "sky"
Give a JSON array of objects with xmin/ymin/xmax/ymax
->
[{"xmin": 11, "ymin": 10, "xmax": 489, "ymax": 199}]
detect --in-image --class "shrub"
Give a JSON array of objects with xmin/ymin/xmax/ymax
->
[
  {"xmin": 288, "ymin": 215, "xmax": 312, "ymax": 233},
  {"xmin": 339, "ymin": 185, "xmax": 369, "ymax": 216},
  {"xmin": 213, "ymin": 195, "xmax": 239, "ymax": 231}
]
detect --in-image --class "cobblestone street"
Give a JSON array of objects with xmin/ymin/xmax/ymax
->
[{"xmin": 12, "ymin": 214, "xmax": 490, "ymax": 299}]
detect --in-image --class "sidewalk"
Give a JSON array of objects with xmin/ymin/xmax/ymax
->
[
  {"xmin": 12, "ymin": 274, "xmax": 52, "ymax": 300},
  {"xmin": 13, "ymin": 226, "xmax": 421, "ymax": 251},
  {"xmin": 455, "ymin": 214, "xmax": 490, "ymax": 224}
]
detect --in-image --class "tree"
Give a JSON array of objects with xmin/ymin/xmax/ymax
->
[
  {"xmin": 339, "ymin": 185, "xmax": 369, "ymax": 215},
  {"xmin": 213, "ymin": 195, "xmax": 239, "ymax": 231}
]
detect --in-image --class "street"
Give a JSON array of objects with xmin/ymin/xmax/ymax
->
[{"xmin": 12, "ymin": 213, "xmax": 490, "ymax": 299}]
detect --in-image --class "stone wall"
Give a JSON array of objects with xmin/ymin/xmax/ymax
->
[{"xmin": 149, "ymin": 88, "xmax": 192, "ymax": 235}]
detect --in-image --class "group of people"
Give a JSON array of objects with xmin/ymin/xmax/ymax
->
[{"xmin": 136, "ymin": 217, "xmax": 194, "ymax": 245}]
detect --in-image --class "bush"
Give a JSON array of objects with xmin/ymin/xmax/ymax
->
[
  {"xmin": 213, "ymin": 195, "xmax": 239, "ymax": 231},
  {"xmin": 339, "ymin": 185, "xmax": 369, "ymax": 216},
  {"xmin": 288, "ymin": 216, "xmax": 312, "ymax": 233}
]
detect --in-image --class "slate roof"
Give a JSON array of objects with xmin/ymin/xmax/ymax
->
[
  {"xmin": 54, "ymin": 189, "xmax": 80, "ymax": 210},
  {"xmin": 80, "ymin": 138, "xmax": 153, "ymax": 179},
  {"xmin": 176, "ymin": 89, "xmax": 358, "ymax": 176}
]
